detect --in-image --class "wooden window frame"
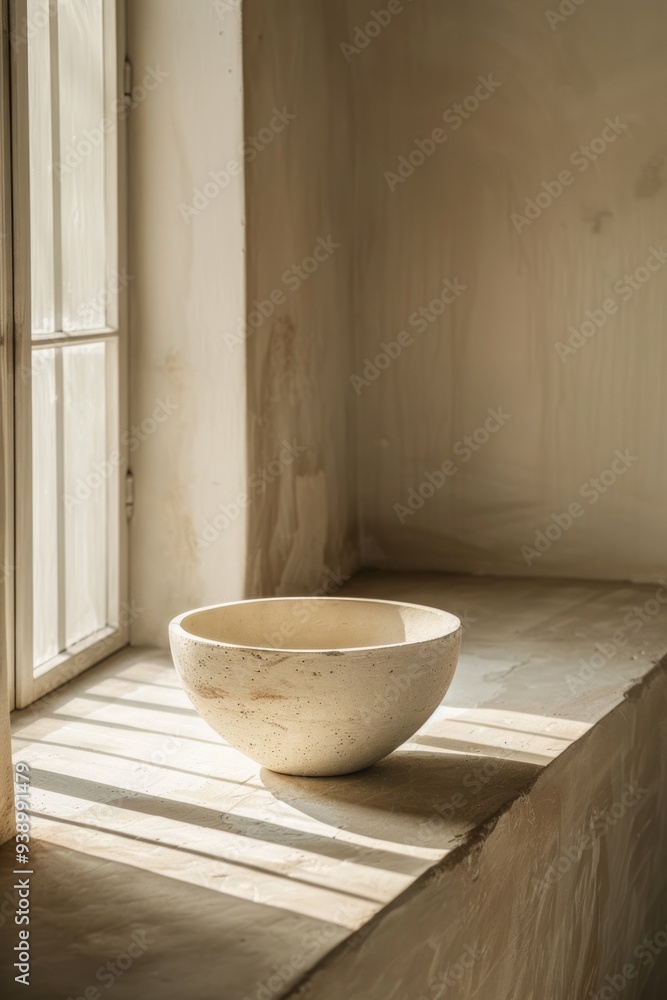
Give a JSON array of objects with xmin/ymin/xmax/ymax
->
[{"xmin": 9, "ymin": 0, "xmax": 130, "ymax": 709}]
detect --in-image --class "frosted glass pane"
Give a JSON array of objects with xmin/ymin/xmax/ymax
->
[
  {"xmin": 58, "ymin": 0, "xmax": 106, "ymax": 331},
  {"xmin": 27, "ymin": 0, "xmax": 55, "ymax": 335},
  {"xmin": 32, "ymin": 349, "xmax": 59, "ymax": 665},
  {"xmin": 63, "ymin": 343, "xmax": 108, "ymax": 646}
]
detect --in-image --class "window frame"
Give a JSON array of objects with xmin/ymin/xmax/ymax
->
[
  {"xmin": 10, "ymin": 0, "xmax": 129, "ymax": 709},
  {"xmin": 1, "ymin": 0, "xmax": 15, "ymax": 713}
]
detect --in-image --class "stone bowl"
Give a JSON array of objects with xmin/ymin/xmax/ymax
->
[{"xmin": 169, "ymin": 596, "xmax": 461, "ymax": 776}]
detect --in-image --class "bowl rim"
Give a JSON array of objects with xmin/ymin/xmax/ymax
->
[{"xmin": 169, "ymin": 595, "xmax": 461, "ymax": 654}]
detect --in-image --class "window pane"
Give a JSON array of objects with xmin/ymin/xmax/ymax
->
[
  {"xmin": 32, "ymin": 349, "xmax": 59, "ymax": 665},
  {"xmin": 26, "ymin": 0, "xmax": 56, "ymax": 335},
  {"xmin": 58, "ymin": 0, "xmax": 106, "ymax": 331},
  {"xmin": 24, "ymin": 1, "xmax": 121, "ymax": 682},
  {"xmin": 63, "ymin": 342, "xmax": 109, "ymax": 646}
]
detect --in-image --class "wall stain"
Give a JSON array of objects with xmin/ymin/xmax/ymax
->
[
  {"xmin": 588, "ymin": 210, "xmax": 613, "ymax": 234},
  {"xmin": 155, "ymin": 348, "xmax": 187, "ymax": 395},
  {"xmin": 635, "ymin": 153, "xmax": 667, "ymax": 198}
]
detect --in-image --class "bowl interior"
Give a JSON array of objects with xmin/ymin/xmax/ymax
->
[{"xmin": 176, "ymin": 598, "xmax": 459, "ymax": 652}]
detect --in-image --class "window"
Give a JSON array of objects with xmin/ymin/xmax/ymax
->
[{"xmin": 11, "ymin": 0, "xmax": 128, "ymax": 707}]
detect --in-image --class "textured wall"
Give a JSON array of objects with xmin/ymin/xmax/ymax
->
[
  {"xmin": 347, "ymin": 0, "xmax": 667, "ymax": 581},
  {"xmin": 242, "ymin": 0, "xmax": 360, "ymax": 597},
  {"xmin": 127, "ymin": 0, "xmax": 667, "ymax": 633},
  {"xmin": 127, "ymin": 0, "xmax": 247, "ymax": 645}
]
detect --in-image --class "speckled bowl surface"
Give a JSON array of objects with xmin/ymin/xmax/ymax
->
[{"xmin": 169, "ymin": 596, "xmax": 461, "ymax": 776}]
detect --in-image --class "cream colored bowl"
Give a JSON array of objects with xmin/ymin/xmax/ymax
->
[{"xmin": 169, "ymin": 596, "xmax": 461, "ymax": 776}]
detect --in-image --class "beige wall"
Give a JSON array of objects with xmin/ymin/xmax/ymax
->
[
  {"xmin": 127, "ymin": 0, "xmax": 667, "ymax": 647},
  {"xmin": 348, "ymin": 0, "xmax": 667, "ymax": 582},
  {"xmin": 128, "ymin": 1, "xmax": 360, "ymax": 643},
  {"xmin": 242, "ymin": 0, "xmax": 359, "ymax": 597},
  {"xmin": 127, "ymin": 0, "xmax": 247, "ymax": 645}
]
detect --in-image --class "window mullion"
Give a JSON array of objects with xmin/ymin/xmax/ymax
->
[
  {"xmin": 53, "ymin": 346, "xmax": 66, "ymax": 652},
  {"xmin": 48, "ymin": 0, "xmax": 62, "ymax": 335}
]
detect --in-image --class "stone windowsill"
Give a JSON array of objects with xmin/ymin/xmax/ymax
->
[{"xmin": 2, "ymin": 571, "xmax": 666, "ymax": 999}]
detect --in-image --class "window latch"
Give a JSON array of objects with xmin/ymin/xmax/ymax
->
[{"xmin": 125, "ymin": 470, "xmax": 135, "ymax": 520}]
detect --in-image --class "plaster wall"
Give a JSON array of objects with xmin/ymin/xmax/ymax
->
[
  {"xmin": 127, "ymin": 0, "xmax": 247, "ymax": 645},
  {"xmin": 241, "ymin": 0, "xmax": 360, "ymax": 597},
  {"xmin": 126, "ymin": 0, "xmax": 667, "ymax": 629},
  {"xmin": 347, "ymin": 0, "xmax": 667, "ymax": 582}
]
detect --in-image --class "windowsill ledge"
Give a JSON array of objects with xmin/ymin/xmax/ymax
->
[{"xmin": 4, "ymin": 572, "xmax": 667, "ymax": 998}]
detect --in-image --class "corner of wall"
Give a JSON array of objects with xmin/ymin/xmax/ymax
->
[{"xmin": 242, "ymin": 0, "xmax": 360, "ymax": 599}]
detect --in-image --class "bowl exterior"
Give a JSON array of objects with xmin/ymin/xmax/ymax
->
[{"xmin": 169, "ymin": 624, "xmax": 461, "ymax": 776}]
